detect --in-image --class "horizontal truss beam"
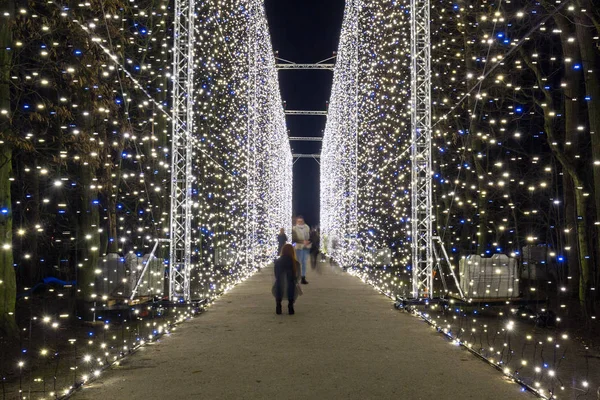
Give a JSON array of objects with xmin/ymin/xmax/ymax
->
[
  {"xmin": 276, "ymin": 63, "xmax": 335, "ymax": 70},
  {"xmin": 293, "ymin": 154, "xmax": 321, "ymax": 158},
  {"xmin": 289, "ymin": 137, "xmax": 323, "ymax": 141},
  {"xmin": 285, "ymin": 110, "xmax": 328, "ymax": 116}
]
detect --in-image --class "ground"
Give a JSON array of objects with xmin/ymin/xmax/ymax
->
[{"xmin": 73, "ymin": 262, "xmax": 534, "ymax": 400}]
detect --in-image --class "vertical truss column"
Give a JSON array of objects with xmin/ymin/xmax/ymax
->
[
  {"xmin": 410, "ymin": 0, "xmax": 433, "ymax": 298},
  {"xmin": 343, "ymin": 0, "xmax": 360, "ymax": 268},
  {"xmin": 169, "ymin": 0, "xmax": 195, "ymax": 302}
]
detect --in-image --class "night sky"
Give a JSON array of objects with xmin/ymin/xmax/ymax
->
[{"xmin": 265, "ymin": 0, "xmax": 346, "ymax": 228}]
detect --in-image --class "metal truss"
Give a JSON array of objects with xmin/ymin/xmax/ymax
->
[
  {"xmin": 169, "ymin": 0, "xmax": 195, "ymax": 302},
  {"xmin": 432, "ymin": 236, "xmax": 465, "ymax": 300},
  {"xmin": 285, "ymin": 110, "xmax": 328, "ymax": 116},
  {"xmin": 293, "ymin": 154, "xmax": 320, "ymax": 166},
  {"xmin": 288, "ymin": 137, "xmax": 323, "ymax": 141},
  {"xmin": 275, "ymin": 56, "xmax": 336, "ymax": 71},
  {"xmin": 130, "ymin": 239, "xmax": 170, "ymax": 301},
  {"xmin": 410, "ymin": 0, "xmax": 433, "ymax": 299},
  {"xmin": 293, "ymin": 154, "xmax": 321, "ymax": 158},
  {"xmin": 276, "ymin": 63, "xmax": 335, "ymax": 70}
]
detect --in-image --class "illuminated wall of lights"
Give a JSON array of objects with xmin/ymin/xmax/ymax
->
[
  {"xmin": 321, "ymin": 0, "xmax": 412, "ymax": 285},
  {"xmin": 324, "ymin": 0, "xmax": 599, "ymax": 398},
  {"xmin": 191, "ymin": 0, "xmax": 292, "ymax": 299},
  {"xmin": 0, "ymin": 0, "xmax": 290, "ymax": 396}
]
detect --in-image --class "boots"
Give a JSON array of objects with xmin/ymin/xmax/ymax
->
[
  {"xmin": 288, "ymin": 302, "xmax": 295, "ymax": 315},
  {"xmin": 301, "ymin": 276, "xmax": 308, "ymax": 284},
  {"xmin": 276, "ymin": 302, "xmax": 282, "ymax": 315}
]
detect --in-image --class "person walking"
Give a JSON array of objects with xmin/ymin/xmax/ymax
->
[
  {"xmin": 292, "ymin": 215, "xmax": 311, "ymax": 284},
  {"xmin": 309, "ymin": 226, "xmax": 320, "ymax": 269},
  {"xmin": 273, "ymin": 243, "xmax": 300, "ymax": 315},
  {"xmin": 277, "ymin": 228, "xmax": 287, "ymax": 255}
]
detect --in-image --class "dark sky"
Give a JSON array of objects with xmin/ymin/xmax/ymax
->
[{"xmin": 265, "ymin": 0, "xmax": 345, "ymax": 228}]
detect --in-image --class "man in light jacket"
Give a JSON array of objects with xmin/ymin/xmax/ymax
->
[{"xmin": 292, "ymin": 215, "xmax": 311, "ymax": 284}]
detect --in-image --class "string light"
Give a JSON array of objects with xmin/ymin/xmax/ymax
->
[
  {"xmin": 0, "ymin": 0, "xmax": 290, "ymax": 396},
  {"xmin": 323, "ymin": 0, "xmax": 599, "ymax": 398}
]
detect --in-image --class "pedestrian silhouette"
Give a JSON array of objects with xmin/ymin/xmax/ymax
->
[{"xmin": 272, "ymin": 243, "xmax": 301, "ymax": 315}]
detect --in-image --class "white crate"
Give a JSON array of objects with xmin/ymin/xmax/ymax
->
[
  {"xmin": 459, "ymin": 254, "xmax": 519, "ymax": 298},
  {"xmin": 375, "ymin": 248, "xmax": 392, "ymax": 265}
]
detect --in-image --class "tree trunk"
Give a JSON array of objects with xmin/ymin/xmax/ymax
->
[
  {"xmin": 77, "ymin": 165, "xmax": 101, "ymax": 307},
  {"xmin": 554, "ymin": 12, "xmax": 586, "ymax": 301},
  {"xmin": 0, "ymin": 0, "xmax": 18, "ymax": 338},
  {"xmin": 457, "ymin": 0, "xmax": 488, "ymax": 254},
  {"xmin": 105, "ymin": 179, "xmax": 118, "ymax": 254},
  {"xmin": 573, "ymin": 185, "xmax": 592, "ymax": 311},
  {"xmin": 0, "ymin": 147, "xmax": 17, "ymax": 338},
  {"xmin": 563, "ymin": 175, "xmax": 580, "ymax": 296},
  {"xmin": 574, "ymin": 6, "xmax": 600, "ymax": 308},
  {"xmin": 541, "ymin": 117, "xmax": 592, "ymax": 311},
  {"xmin": 521, "ymin": 47, "xmax": 592, "ymax": 313},
  {"xmin": 29, "ymin": 159, "xmax": 40, "ymax": 283}
]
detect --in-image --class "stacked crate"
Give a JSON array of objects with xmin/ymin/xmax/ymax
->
[{"xmin": 459, "ymin": 254, "xmax": 519, "ymax": 299}]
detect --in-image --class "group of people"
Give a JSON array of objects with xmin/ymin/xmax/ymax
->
[{"xmin": 273, "ymin": 215, "xmax": 320, "ymax": 315}]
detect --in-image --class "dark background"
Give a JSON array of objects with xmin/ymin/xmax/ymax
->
[{"xmin": 265, "ymin": 0, "xmax": 345, "ymax": 228}]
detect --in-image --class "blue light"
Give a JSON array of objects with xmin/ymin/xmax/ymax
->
[
  {"xmin": 573, "ymin": 64, "xmax": 581, "ymax": 70},
  {"xmin": 0, "ymin": 208, "xmax": 8, "ymax": 214}
]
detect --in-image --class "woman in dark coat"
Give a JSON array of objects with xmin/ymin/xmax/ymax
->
[
  {"xmin": 277, "ymin": 228, "xmax": 287, "ymax": 255},
  {"xmin": 273, "ymin": 243, "xmax": 300, "ymax": 315},
  {"xmin": 309, "ymin": 227, "xmax": 320, "ymax": 269}
]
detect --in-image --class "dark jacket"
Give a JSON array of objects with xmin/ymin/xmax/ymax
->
[
  {"xmin": 309, "ymin": 230, "xmax": 320, "ymax": 254},
  {"xmin": 272, "ymin": 255, "xmax": 300, "ymax": 301},
  {"xmin": 277, "ymin": 233, "xmax": 287, "ymax": 255}
]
